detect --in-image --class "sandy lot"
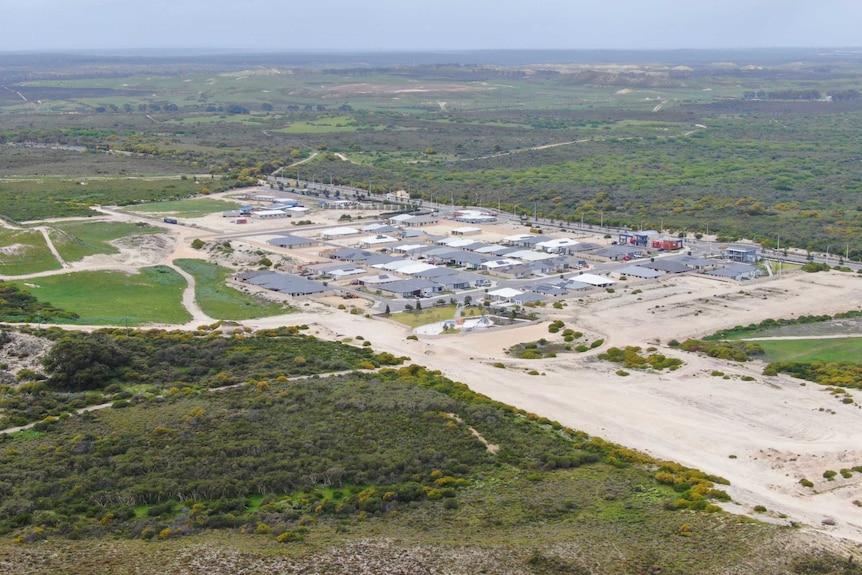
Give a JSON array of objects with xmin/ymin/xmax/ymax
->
[
  {"xmin": 7, "ymin": 194, "xmax": 862, "ymax": 545},
  {"xmin": 260, "ymin": 271, "xmax": 862, "ymax": 544}
]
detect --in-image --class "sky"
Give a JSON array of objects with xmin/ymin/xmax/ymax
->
[{"xmin": 2, "ymin": 0, "xmax": 861, "ymax": 53}]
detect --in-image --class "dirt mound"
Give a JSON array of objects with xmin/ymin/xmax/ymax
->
[
  {"xmin": 0, "ymin": 330, "xmax": 51, "ymax": 383},
  {"xmin": 75, "ymin": 233, "xmax": 176, "ymax": 268}
]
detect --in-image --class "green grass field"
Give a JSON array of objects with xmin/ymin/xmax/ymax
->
[
  {"xmin": 174, "ymin": 258, "xmax": 290, "ymax": 320},
  {"xmin": 10, "ymin": 266, "xmax": 191, "ymax": 325},
  {"xmin": 0, "ymin": 228, "xmax": 62, "ymax": 275},
  {"xmin": 125, "ymin": 198, "xmax": 243, "ymax": 218},
  {"xmin": 756, "ymin": 337, "xmax": 862, "ymax": 363},
  {"xmin": 49, "ymin": 221, "xmax": 164, "ymax": 262}
]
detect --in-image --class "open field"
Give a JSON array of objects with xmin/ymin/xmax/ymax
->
[
  {"xmin": 174, "ymin": 258, "xmax": 290, "ymax": 320},
  {"xmin": 0, "ymin": 228, "xmax": 61, "ymax": 275},
  {"xmin": 756, "ymin": 337, "xmax": 862, "ymax": 363},
  {"xmin": 125, "ymin": 197, "xmax": 244, "ymax": 218},
  {"xmin": 49, "ymin": 220, "xmax": 164, "ymax": 262},
  {"xmin": 9, "ymin": 266, "xmax": 191, "ymax": 325}
]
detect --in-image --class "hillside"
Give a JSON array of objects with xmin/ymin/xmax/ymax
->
[{"xmin": 0, "ymin": 327, "xmax": 859, "ymax": 574}]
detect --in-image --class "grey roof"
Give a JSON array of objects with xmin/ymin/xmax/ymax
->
[
  {"xmin": 240, "ymin": 272, "xmax": 327, "ymax": 295},
  {"xmin": 397, "ymin": 214, "xmax": 439, "ymax": 225},
  {"xmin": 268, "ymin": 235, "xmax": 318, "ymax": 248},
  {"xmin": 616, "ymin": 265, "xmax": 665, "ymax": 278},
  {"xmin": 556, "ymin": 279, "xmax": 591, "ymax": 291},
  {"xmin": 446, "ymin": 252, "xmax": 491, "ymax": 265},
  {"xmin": 514, "ymin": 292, "xmax": 547, "ymax": 303},
  {"xmin": 431, "ymin": 273, "xmax": 476, "ymax": 289},
  {"xmin": 517, "ymin": 235, "xmax": 553, "ymax": 246},
  {"xmin": 593, "ymin": 247, "xmax": 641, "ymax": 259},
  {"xmin": 376, "ymin": 278, "xmax": 439, "ymax": 294},
  {"xmin": 642, "ymin": 259, "xmax": 690, "ymax": 274},
  {"xmin": 423, "ymin": 247, "xmax": 461, "ymax": 258},
  {"xmin": 567, "ymin": 242, "xmax": 603, "ymax": 252},
  {"xmin": 707, "ymin": 263, "xmax": 758, "ymax": 278},
  {"xmin": 328, "ymin": 248, "xmax": 397, "ymax": 265},
  {"xmin": 363, "ymin": 224, "xmax": 398, "ymax": 234},
  {"xmin": 526, "ymin": 283, "xmax": 569, "ymax": 296},
  {"xmin": 675, "ymin": 255, "xmax": 716, "ymax": 268},
  {"xmin": 413, "ymin": 266, "xmax": 459, "ymax": 279},
  {"xmin": 722, "ymin": 244, "xmax": 759, "ymax": 253}
]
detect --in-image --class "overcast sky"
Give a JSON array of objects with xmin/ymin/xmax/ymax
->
[{"xmin": 2, "ymin": 0, "xmax": 861, "ymax": 52}]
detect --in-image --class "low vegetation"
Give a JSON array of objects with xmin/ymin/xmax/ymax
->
[
  {"xmin": 0, "ymin": 283, "xmax": 78, "ymax": 323},
  {"xmin": 706, "ymin": 311, "xmax": 862, "ymax": 340},
  {"xmin": 763, "ymin": 360, "xmax": 862, "ymax": 390},
  {"xmin": 679, "ymin": 339, "xmax": 764, "ymax": 362},
  {"xmin": 598, "ymin": 346, "xmax": 683, "ymax": 371}
]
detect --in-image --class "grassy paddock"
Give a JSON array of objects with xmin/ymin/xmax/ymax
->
[
  {"xmin": 0, "ymin": 228, "xmax": 62, "ymax": 275},
  {"xmin": 49, "ymin": 221, "xmax": 164, "ymax": 262},
  {"xmin": 125, "ymin": 198, "xmax": 243, "ymax": 218},
  {"xmin": 174, "ymin": 258, "xmax": 290, "ymax": 320},
  {"xmin": 10, "ymin": 266, "xmax": 191, "ymax": 325},
  {"xmin": 756, "ymin": 337, "xmax": 862, "ymax": 363}
]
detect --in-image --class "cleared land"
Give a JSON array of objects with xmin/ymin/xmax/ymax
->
[{"xmin": 9, "ymin": 266, "xmax": 191, "ymax": 325}]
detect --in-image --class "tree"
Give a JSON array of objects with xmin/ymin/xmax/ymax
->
[{"xmin": 43, "ymin": 335, "xmax": 129, "ymax": 391}]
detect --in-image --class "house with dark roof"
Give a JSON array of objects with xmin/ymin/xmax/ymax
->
[
  {"xmin": 442, "ymin": 252, "xmax": 491, "ymax": 269},
  {"xmin": 526, "ymin": 283, "xmax": 569, "ymax": 297},
  {"xmin": 593, "ymin": 245, "xmax": 645, "ymax": 261},
  {"xmin": 616, "ymin": 265, "xmax": 665, "ymax": 279},
  {"xmin": 376, "ymin": 278, "xmax": 442, "ymax": 298},
  {"xmin": 642, "ymin": 259, "xmax": 690, "ymax": 274},
  {"xmin": 235, "ymin": 271, "xmax": 328, "ymax": 296},
  {"xmin": 706, "ymin": 263, "xmax": 759, "ymax": 281},
  {"xmin": 268, "ymin": 235, "xmax": 320, "ymax": 249}
]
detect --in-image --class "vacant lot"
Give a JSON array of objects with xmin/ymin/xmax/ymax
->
[{"xmin": 10, "ymin": 266, "xmax": 191, "ymax": 325}]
